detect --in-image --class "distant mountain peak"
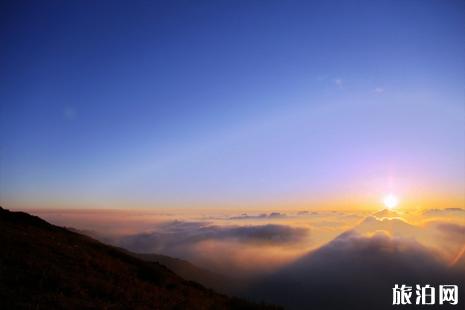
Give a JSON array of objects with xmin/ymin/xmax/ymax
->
[{"xmin": 372, "ymin": 208, "xmax": 401, "ymax": 219}]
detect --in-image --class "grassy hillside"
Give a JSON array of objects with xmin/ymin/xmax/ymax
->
[{"xmin": 0, "ymin": 207, "xmax": 277, "ymax": 309}]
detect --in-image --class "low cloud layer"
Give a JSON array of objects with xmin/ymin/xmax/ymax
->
[
  {"xmin": 436, "ymin": 222, "xmax": 465, "ymax": 236},
  {"xmin": 229, "ymin": 212, "xmax": 287, "ymax": 220},
  {"xmin": 28, "ymin": 206, "xmax": 465, "ymax": 307},
  {"xmin": 115, "ymin": 221, "xmax": 309, "ymax": 252},
  {"xmin": 423, "ymin": 208, "xmax": 465, "ymax": 218},
  {"xmin": 105, "ymin": 221, "xmax": 310, "ymax": 276}
]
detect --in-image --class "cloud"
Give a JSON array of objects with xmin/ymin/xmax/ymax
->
[
  {"xmin": 103, "ymin": 221, "xmax": 311, "ymax": 277},
  {"xmin": 371, "ymin": 208, "xmax": 400, "ymax": 219},
  {"xmin": 295, "ymin": 210, "xmax": 323, "ymax": 217},
  {"xmin": 436, "ymin": 222, "xmax": 465, "ymax": 235},
  {"xmin": 354, "ymin": 215, "xmax": 419, "ymax": 237},
  {"xmin": 225, "ymin": 224, "xmax": 308, "ymax": 244},
  {"xmin": 112, "ymin": 222, "xmax": 309, "ymax": 254},
  {"xmin": 435, "ymin": 222, "xmax": 465, "ymax": 242},
  {"xmin": 35, "ymin": 207, "xmax": 465, "ymax": 299},
  {"xmin": 229, "ymin": 212, "xmax": 286, "ymax": 220},
  {"xmin": 423, "ymin": 208, "xmax": 465, "ymax": 217},
  {"xmin": 373, "ymin": 87, "xmax": 384, "ymax": 93},
  {"xmin": 249, "ymin": 231, "xmax": 464, "ymax": 309}
]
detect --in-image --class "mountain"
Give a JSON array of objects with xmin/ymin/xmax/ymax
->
[
  {"xmin": 453, "ymin": 247, "xmax": 465, "ymax": 271},
  {"xmin": 249, "ymin": 231, "xmax": 464, "ymax": 310},
  {"xmin": 134, "ymin": 253, "xmax": 234, "ymax": 294},
  {"xmin": 0, "ymin": 207, "xmax": 277, "ymax": 309},
  {"xmin": 354, "ymin": 215, "xmax": 418, "ymax": 237},
  {"xmin": 372, "ymin": 208, "xmax": 401, "ymax": 218}
]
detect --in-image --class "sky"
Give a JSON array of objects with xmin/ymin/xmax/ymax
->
[{"xmin": 1, "ymin": 0, "xmax": 464, "ymax": 209}]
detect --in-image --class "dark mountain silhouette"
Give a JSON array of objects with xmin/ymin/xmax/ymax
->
[
  {"xmin": 354, "ymin": 215, "xmax": 419, "ymax": 237},
  {"xmin": 248, "ymin": 230, "xmax": 464, "ymax": 310},
  {"xmin": 453, "ymin": 248, "xmax": 465, "ymax": 271},
  {"xmin": 0, "ymin": 207, "xmax": 278, "ymax": 309},
  {"xmin": 134, "ymin": 253, "xmax": 235, "ymax": 294}
]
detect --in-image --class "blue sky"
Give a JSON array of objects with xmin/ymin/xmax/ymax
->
[{"xmin": 1, "ymin": 0, "xmax": 464, "ymax": 208}]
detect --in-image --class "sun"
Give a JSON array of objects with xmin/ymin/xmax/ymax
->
[{"xmin": 383, "ymin": 194, "xmax": 399, "ymax": 210}]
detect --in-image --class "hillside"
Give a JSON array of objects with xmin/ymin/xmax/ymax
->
[
  {"xmin": 249, "ymin": 230, "xmax": 464, "ymax": 310},
  {"xmin": 134, "ymin": 253, "xmax": 233, "ymax": 294},
  {"xmin": 0, "ymin": 207, "xmax": 276, "ymax": 309}
]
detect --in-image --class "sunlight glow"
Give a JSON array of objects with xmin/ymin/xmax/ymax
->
[{"xmin": 383, "ymin": 194, "xmax": 399, "ymax": 210}]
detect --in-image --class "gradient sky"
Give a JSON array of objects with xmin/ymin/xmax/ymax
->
[{"xmin": 1, "ymin": 0, "xmax": 464, "ymax": 209}]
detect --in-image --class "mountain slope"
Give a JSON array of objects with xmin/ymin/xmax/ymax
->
[
  {"xmin": 134, "ymin": 253, "xmax": 233, "ymax": 294},
  {"xmin": 249, "ymin": 231, "xmax": 464, "ymax": 310},
  {"xmin": 0, "ymin": 207, "xmax": 276, "ymax": 309}
]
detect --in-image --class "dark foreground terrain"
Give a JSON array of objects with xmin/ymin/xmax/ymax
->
[{"xmin": 0, "ymin": 207, "xmax": 277, "ymax": 309}]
